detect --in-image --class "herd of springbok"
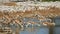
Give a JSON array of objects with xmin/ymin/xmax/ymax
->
[
  {"xmin": 0, "ymin": 2, "xmax": 60, "ymax": 34},
  {"xmin": 0, "ymin": 2, "xmax": 60, "ymax": 28},
  {"xmin": 0, "ymin": 8, "xmax": 56, "ymax": 28}
]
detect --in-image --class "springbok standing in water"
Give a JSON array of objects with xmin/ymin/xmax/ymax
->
[
  {"xmin": 38, "ymin": 16, "xmax": 55, "ymax": 26},
  {"xmin": 25, "ymin": 21, "xmax": 40, "ymax": 27},
  {"xmin": 43, "ymin": 22, "xmax": 55, "ymax": 27},
  {"xmin": 37, "ymin": 16, "xmax": 46, "ymax": 25},
  {"xmin": 37, "ymin": 15, "xmax": 55, "ymax": 26},
  {"xmin": 14, "ymin": 19, "xmax": 24, "ymax": 28},
  {"xmin": 42, "ymin": 18, "xmax": 55, "ymax": 27}
]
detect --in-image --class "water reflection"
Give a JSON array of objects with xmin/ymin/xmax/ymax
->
[
  {"xmin": 19, "ymin": 27, "xmax": 49, "ymax": 34},
  {"xmin": 0, "ymin": 16, "xmax": 52, "ymax": 34},
  {"xmin": 53, "ymin": 17, "xmax": 60, "ymax": 34},
  {"xmin": 8, "ymin": 17, "xmax": 51, "ymax": 34}
]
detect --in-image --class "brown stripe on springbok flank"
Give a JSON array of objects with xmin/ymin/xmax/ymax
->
[
  {"xmin": 3, "ymin": 2, "xmax": 17, "ymax": 6},
  {"xmin": 22, "ymin": 10, "xmax": 34, "ymax": 18}
]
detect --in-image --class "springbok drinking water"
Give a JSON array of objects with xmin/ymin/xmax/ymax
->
[
  {"xmin": 25, "ymin": 21, "xmax": 40, "ymax": 27},
  {"xmin": 43, "ymin": 22, "xmax": 55, "ymax": 27},
  {"xmin": 14, "ymin": 19, "xmax": 24, "ymax": 28}
]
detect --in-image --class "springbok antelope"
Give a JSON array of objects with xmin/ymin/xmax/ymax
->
[
  {"xmin": 14, "ymin": 19, "xmax": 24, "ymax": 28},
  {"xmin": 37, "ymin": 16, "xmax": 46, "ymax": 24},
  {"xmin": 37, "ymin": 16, "xmax": 53, "ymax": 26},
  {"xmin": 3, "ymin": 15, "xmax": 12, "ymax": 25},
  {"xmin": 26, "ymin": 21, "xmax": 40, "ymax": 27},
  {"xmin": 43, "ymin": 22, "xmax": 55, "ymax": 27},
  {"xmin": 9, "ymin": 19, "xmax": 24, "ymax": 30}
]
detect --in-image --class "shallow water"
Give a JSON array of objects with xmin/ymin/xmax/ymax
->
[
  {"xmin": 53, "ymin": 18, "xmax": 60, "ymax": 34},
  {"xmin": 16, "ymin": 17, "xmax": 49, "ymax": 34},
  {"xmin": 19, "ymin": 17, "xmax": 60, "ymax": 34},
  {"xmin": 7, "ymin": 17, "xmax": 60, "ymax": 34},
  {"xmin": 19, "ymin": 27, "xmax": 49, "ymax": 34}
]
